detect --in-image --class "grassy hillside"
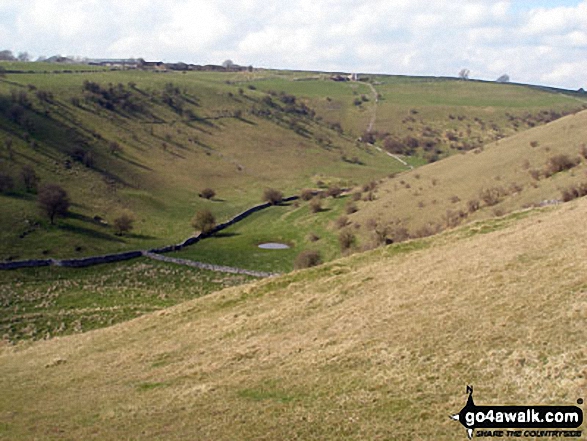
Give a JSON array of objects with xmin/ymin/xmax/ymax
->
[
  {"xmin": 1, "ymin": 194, "xmax": 585, "ymax": 440},
  {"xmin": 1, "ymin": 65, "xmax": 584, "ymax": 263},
  {"xmin": 0, "ymin": 66, "xmax": 404, "ymax": 261},
  {"xmin": 240, "ymin": 73, "xmax": 586, "ymax": 162},
  {"xmin": 346, "ymin": 109, "xmax": 587, "ymax": 246}
]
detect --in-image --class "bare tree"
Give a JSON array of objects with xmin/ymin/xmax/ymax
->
[
  {"xmin": 20, "ymin": 165, "xmax": 39, "ymax": 192},
  {"xmin": 113, "ymin": 212, "xmax": 134, "ymax": 236},
  {"xmin": 17, "ymin": 52, "xmax": 30, "ymax": 62},
  {"xmin": 4, "ymin": 138, "xmax": 13, "ymax": 160},
  {"xmin": 496, "ymin": 74, "xmax": 510, "ymax": 83},
  {"xmin": 0, "ymin": 50, "xmax": 15, "ymax": 61},
  {"xmin": 222, "ymin": 59, "xmax": 234, "ymax": 69},
  {"xmin": 38, "ymin": 184, "xmax": 70, "ymax": 224},
  {"xmin": 0, "ymin": 173, "xmax": 14, "ymax": 194},
  {"xmin": 459, "ymin": 68, "xmax": 470, "ymax": 80}
]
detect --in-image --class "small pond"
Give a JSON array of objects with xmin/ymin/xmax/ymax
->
[{"xmin": 258, "ymin": 243, "xmax": 290, "ymax": 250}]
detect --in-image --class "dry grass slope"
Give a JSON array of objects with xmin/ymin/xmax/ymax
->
[
  {"xmin": 350, "ymin": 109, "xmax": 587, "ymax": 243},
  {"xmin": 0, "ymin": 195, "xmax": 586, "ymax": 439}
]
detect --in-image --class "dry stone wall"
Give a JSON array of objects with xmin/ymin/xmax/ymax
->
[{"xmin": 0, "ymin": 196, "xmax": 299, "ymax": 275}]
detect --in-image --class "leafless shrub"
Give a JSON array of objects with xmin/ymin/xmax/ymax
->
[
  {"xmin": 443, "ymin": 209, "xmax": 467, "ymax": 228},
  {"xmin": 362, "ymin": 181, "xmax": 377, "ymax": 192},
  {"xmin": 561, "ymin": 182, "xmax": 587, "ymax": 202},
  {"xmin": 109, "ymin": 141, "xmax": 123, "ymax": 155},
  {"xmin": 450, "ymin": 195, "xmax": 461, "ymax": 204},
  {"xmin": 479, "ymin": 187, "xmax": 502, "ymax": 206},
  {"xmin": 301, "ymin": 188, "xmax": 315, "ymax": 201},
  {"xmin": 545, "ymin": 154, "xmax": 580, "ymax": 177},
  {"xmin": 335, "ymin": 215, "xmax": 349, "ymax": 229},
  {"xmin": 294, "ymin": 250, "xmax": 322, "ymax": 269},
  {"xmin": 530, "ymin": 140, "xmax": 539, "ymax": 148},
  {"xmin": 529, "ymin": 169, "xmax": 542, "ymax": 181},
  {"xmin": 509, "ymin": 182, "xmax": 523, "ymax": 194},
  {"xmin": 309, "ymin": 197, "xmax": 323, "ymax": 213},
  {"xmin": 307, "ymin": 232, "xmax": 320, "ymax": 242},
  {"xmin": 191, "ymin": 209, "xmax": 216, "ymax": 234},
  {"xmin": 338, "ymin": 229, "xmax": 356, "ymax": 251},
  {"xmin": 263, "ymin": 188, "xmax": 283, "ymax": 205},
  {"xmin": 413, "ymin": 223, "xmax": 440, "ymax": 239},
  {"xmin": 493, "ymin": 207, "xmax": 506, "ymax": 217},
  {"xmin": 345, "ymin": 202, "xmax": 358, "ymax": 214},
  {"xmin": 467, "ymin": 199, "xmax": 480, "ymax": 213},
  {"xmin": 200, "ymin": 188, "xmax": 216, "ymax": 200},
  {"xmin": 326, "ymin": 185, "xmax": 342, "ymax": 198}
]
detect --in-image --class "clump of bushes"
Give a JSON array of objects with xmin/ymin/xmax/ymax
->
[
  {"xmin": 561, "ymin": 182, "xmax": 587, "ymax": 202},
  {"xmin": 326, "ymin": 185, "xmax": 342, "ymax": 198},
  {"xmin": 294, "ymin": 250, "xmax": 322, "ymax": 270},
  {"xmin": 479, "ymin": 187, "xmax": 503, "ymax": 207},
  {"xmin": 544, "ymin": 154, "xmax": 579, "ymax": 177}
]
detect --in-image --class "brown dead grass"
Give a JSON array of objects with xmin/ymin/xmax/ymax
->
[
  {"xmin": 0, "ymin": 199, "xmax": 586, "ymax": 440},
  {"xmin": 351, "ymin": 109, "xmax": 587, "ymax": 242}
]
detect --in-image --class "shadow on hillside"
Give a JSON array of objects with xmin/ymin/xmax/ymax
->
[
  {"xmin": 126, "ymin": 233, "xmax": 156, "ymax": 240},
  {"xmin": 4, "ymin": 192, "xmax": 36, "ymax": 202},
  {"xmin": 212, "ymin": 232, "xmax": 240, "ymax": 238},
  {"xmin": 120, "ymin": 156, "xmax": 153, "ymax": 171},
  {"xmin": 59, "ymin": 223, "xmax": 123, "ymax": 242},
  {"xmin": 236, "ymin": 117, "xmax": 256, "ymax": 125}
]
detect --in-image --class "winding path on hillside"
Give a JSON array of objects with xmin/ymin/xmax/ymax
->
[
  {"xmin": 364, "ymin": 81, "xmax": 414, "ymax": 170},
  {"xmin": 366, "ymin": 82, "xmax": 379, "ymax": 133}
]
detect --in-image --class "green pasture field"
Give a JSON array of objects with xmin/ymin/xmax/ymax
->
[{"xmin": 173, "ymin": 195, "xmax": 352, "ymax": 273}]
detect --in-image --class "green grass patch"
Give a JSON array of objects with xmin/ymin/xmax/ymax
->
[
  {"xmin": 137, "ymin": 382, "xmax": 168, "ymax": 392},
  {"xmin": 174, "ymin": 197, "xmax": 350, "ymax": 273},
  {"xmin": 0, "ymin": 258, "xmax": 253, "ymax": 343}
]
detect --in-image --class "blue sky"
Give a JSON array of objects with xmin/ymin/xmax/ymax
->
[{"xmin": 0, "ymin": 0, "xmax": 585, "ymax": 89}]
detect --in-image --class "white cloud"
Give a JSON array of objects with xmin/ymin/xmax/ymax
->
[{"xmin": 0, "ymin": 0, "xmax": 585, "ymax": 89}]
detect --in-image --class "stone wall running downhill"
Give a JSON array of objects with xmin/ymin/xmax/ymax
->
[
  {"xmin": 0, "ymin": 196, "xmax": 299, "ymax": 275},
  {"xmin": 142, "ymin": 252, "xmax": 277, "ymax": 278}
]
